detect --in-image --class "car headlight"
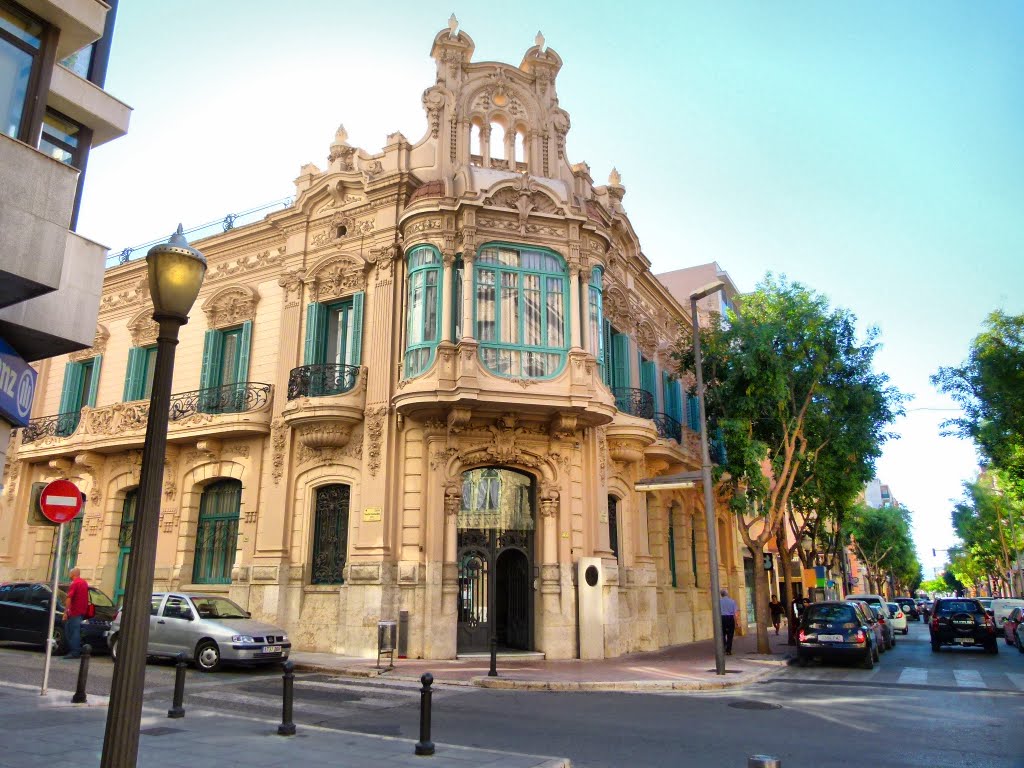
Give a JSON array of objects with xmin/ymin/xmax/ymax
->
[
  {"xmin": 231, "ymin": 635, "xmax": 255, "ymax": 643},
  {"xmin": 281, "ymin": 634, "xmax": 288, "ymax": 643}
]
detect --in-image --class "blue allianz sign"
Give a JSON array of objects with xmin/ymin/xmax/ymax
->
[{"xmin": 0, "ymin": 337, "xmax": 36, "ymax": 428}]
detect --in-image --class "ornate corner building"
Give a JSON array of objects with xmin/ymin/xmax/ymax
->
[{"xmin": 0, "ymin": 19, "xmax": 746, "ymax": 659}]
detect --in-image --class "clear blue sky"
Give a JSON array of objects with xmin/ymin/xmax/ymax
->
[{"xmin": 78, "ymin": 2, "xmax": 1024, "ymax": 578}]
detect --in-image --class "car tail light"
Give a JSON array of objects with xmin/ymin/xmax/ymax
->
[
  {"xmin": 896, "ymin": 611, "xmax": 903, "ymax": 619},
  {"xmin": 931, "ymin": 615, "xmax": 940, "ymax": 631},
  {"xmin": 798, "ymin": 630, "xmax": 807, "ymax": 642},
  {"xmin": 855, "ymin": 630, "xmax": 866, "ymax": 643},
  {"xmin": 984, "ymin": 614, "xmax": 995, "ymax": 631}
]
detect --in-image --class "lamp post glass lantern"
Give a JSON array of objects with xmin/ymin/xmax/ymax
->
[
  {"xmin": 690, "ymin": 281, "xmax": 727, "ymax": 676},
  {"xmin": 100, "ymin": 226, "xmax": 205, "ymax": 768}
]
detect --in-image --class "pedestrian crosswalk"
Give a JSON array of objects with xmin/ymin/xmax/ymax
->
[{"xmin": 785, "ymin": 664, "xmax": 1024, "ymax": 693}]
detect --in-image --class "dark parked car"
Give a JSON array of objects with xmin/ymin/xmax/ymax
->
[
  {"xmin": 0, "ymin": 581, "xmax": 117, "ymax": 655},
  {"xmin": 797, "ymin": 601, "xmax": 877, "ymax": 669},
  {"xmin": 894, "ymin": 597, "xmax": 919, "ymax": 621},
  {"xmin": 1003, "ymin": 607, "xmax": 1023, "ymax": 648},
  {"xmin": 929, "ymin": 597, "xmax": 998, "ymax": 654}
]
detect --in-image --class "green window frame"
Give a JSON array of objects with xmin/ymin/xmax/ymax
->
[
  {"xmin": 663, "ymin": 372, "xmax": 683, "ymax": 426},
  {"xmin": 57, "ymin": 356, "xmax": 101, "ymax": 435},
  {"xmin": 199, "ymin": 321, "xmax": 252, "ymax": 412},
  {"xmin": 474, "ymin": 243, "xmax": 569, "ymax": 379},
  {"xmin": 610, "ymin": 331, "xmax": 631, "ymax": 390},
  {"xmin": 192, "ymin": 479, "xmax": 241, "ymax": 585},
  {"xmin": 686, "ymin": 394, "xmax": 701, "ymax": 433},
  {"xmin": 123, "ymin": 345, "xmax": 157, "ymax": 401},
  {"xmin": 588, "ymin": 267, "xmax": 604, "ymax": 379},
  {"xmin": 310, "ymin": 484, "xmax": 351, "ymax": 585},
  {"xmin": 602, "ymin": 318, "xmax": 613, "ymax": 386},
  {"xmin": 404, "ymin": 245, "xmax": 442, "ymax": 377},
  {"xmin": 302, "ymin": 292, "xmax": 364, "ymax": 395},
  {"xmin": 114, "ymin": 489, "xmax": 137, "ymax": 604},
  {"xmin": 640, "ymin": 356, "xmax": 658, "ymax": 412}
]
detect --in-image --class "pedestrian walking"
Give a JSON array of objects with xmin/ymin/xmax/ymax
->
[
  {"xmin": 63, "ymin": 567, "xmax": 89, "ymax": 659},
  {"xmin": 720, "ymin": 588, "xmax": 738, "ymax": 655},
  {"xmin": 768, "ymin": 595, "xmax": 784, "ymax": 635}
]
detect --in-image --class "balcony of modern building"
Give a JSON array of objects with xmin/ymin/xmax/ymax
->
[
  {"xmin": 281, "ymin": 363, "xmax": 367, "ymax": 447},
  {"xmin": 17, "ymin": 381, "xmax": 273, "ymax": 459}
]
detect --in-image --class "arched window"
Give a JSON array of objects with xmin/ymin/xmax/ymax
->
[
  {"xmin": 588, "ymin": 267, "xmax": 604, "ymax": 379},
  {"xmin": 193, "ymin": 479, "xmax": 241, "ymax": 584},
  {"xmin": 514, "ymin": 129, "xmax": 527, "ymax": 169},
  {"xmin": 469, "ymin": 121, "xmax": 483, "ymax": 163},
  {"xmin": 311, "ymin": 484, "xmax": 350, "ymax": 585},
  {"xmin": 489, "ymin": 122, "xmax": 506, "ymax": 162},
  {"xmin": 474, "ymin": 244, "xmax": 569, "ymax": 379},
  {"xmin": 608, "ymin": 495, "xmax": 619, "ymax": 560},
  {"xmin": 404, "ymin": 245, "xmax": 442, "ymax": 378}
]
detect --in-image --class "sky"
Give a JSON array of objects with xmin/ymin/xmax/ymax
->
[{"xmin": 76, "ymin": 2, "xmax": 1024, "ymax": 580}]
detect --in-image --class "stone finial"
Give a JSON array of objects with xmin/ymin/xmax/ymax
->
[
  {"xmin": 535, "ymin": 31, "xmax": 545, "ymax": 49},
  {"xmin": 335, "ymin": 124, "xmax": 349, "ymax": 144},
  {"xmin": 448, "ymin": 14, "xmax": 458, "ymax": 36},
  {"xmin": 609, "ymin": 167, "xmax": 622, "ymax": 186}
]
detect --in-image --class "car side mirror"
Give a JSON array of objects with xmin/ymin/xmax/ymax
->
[{"xmin": 35, "ymin": 598, "xmax": 49, "ymax": 608}]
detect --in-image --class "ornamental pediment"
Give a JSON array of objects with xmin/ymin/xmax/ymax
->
[
  {"xmin": 201, "ymin": 284, "xmax": 260, "ymax": 329},
  {"xmin": 304, "ymin": 253, "xmax": 371, "ymax": 301}
]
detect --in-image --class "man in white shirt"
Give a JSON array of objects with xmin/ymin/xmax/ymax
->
[{"xmin": 720, "ymin": 588, "xmax": 738, "ymax": 655}]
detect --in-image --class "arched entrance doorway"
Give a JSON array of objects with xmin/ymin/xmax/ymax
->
[{"xmin": 456, "ymin": 467, "xmax": 534, "ymax": 653}]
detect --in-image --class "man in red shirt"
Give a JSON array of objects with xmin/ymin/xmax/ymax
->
[{"xmin": 63, "ymin": 567, "xmax": 89, "ymax": 659}]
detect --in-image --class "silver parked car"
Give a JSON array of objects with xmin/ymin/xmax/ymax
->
[{"xmin": 107, "ymin": 593, "xmax": 290, "ymax": 672}]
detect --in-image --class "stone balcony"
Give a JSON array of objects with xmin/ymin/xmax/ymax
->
[
  {"xmin": 18, "ymin": 382, "xmax": 273, "ymax": 459},
  {"xmin": 281, "ymin": 364, "xmax": 367, "ymax": 449}
]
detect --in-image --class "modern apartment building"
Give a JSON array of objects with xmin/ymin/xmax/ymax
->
[
  {"xmin": 0, "ymin": 0, "xmax": 130, "ymax": 483},
  {"xmin": 0, "ymin": 20, "xmax": 744, "ymax": 659}
]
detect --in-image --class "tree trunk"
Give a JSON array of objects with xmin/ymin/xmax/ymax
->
[{"xmin": 749, "ymin": 539, "xmax": 771, "ymax": 653}]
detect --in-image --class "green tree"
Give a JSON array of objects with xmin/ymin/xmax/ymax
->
[
  {"xmin": 677, "ymin": 275, "xmax": 905, "ymax": 652},
  {"xmin": 845, "ymin": 502, "xmax": 917, "ymax": 596}
]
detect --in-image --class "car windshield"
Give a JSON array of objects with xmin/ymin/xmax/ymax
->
[
  {"xmin": 887, "ymin": 604, "xmax": 901, "ymax": 613},
  {"xmin": 88, "ymin": 588, "xmax": 114, "ymax": 607},
  {"xmin": 807, "ymin": 605, "xmax": 856, "ymax": 623},
  {"xmin": 938, "ymin": 600, "xmax": 980, "ymax": 614},
  {"xmin": 190, "ymin": 596, "xmax": 248, "ymax": 619}
]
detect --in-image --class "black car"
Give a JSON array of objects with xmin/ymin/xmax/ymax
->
[
  {"xmin": 894, "ymin": 597, "xmax": 919, "ymax": 621},
  {"xmin": 797, "ymin": 601, "xmax": 877, "ymax": 669},
  {"xmin": 0, "ymin": 582, "xmax": 117, "ymax": 655},
  {"xmin": 929, "ymin": 597, "xmax": 998, "ymax": 653}
]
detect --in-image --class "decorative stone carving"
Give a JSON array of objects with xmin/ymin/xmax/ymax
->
[
  {"xmin": 206, "ymin": 247, "xmax": 286, "ymax": 283},
  {"xmin": 295, "ymin": 426, "xmax": 362, "ymax": 466},
  {"xmin": 549, "ymin": 413, "xmax": 577, "ymax": 440},
  {"xmin": 607, "ymin": 437, "xmax": 648, "ymax": 463},
  {"xmin": 270, "ymin": 419, "xmax": 287, "ymax": 484},
  {"xmin": 100, "ymin": 278, "xmax": 149, "ymax": 313},
  {"xmin": 364, "ymin": 406, "xmax": 389, "ymax": 477},
  {"xmin": 430, "ymin": 447, "xmax": 458, "ymax": 470},
  {"xmin": 422, "ymin": 85, "xmax": 449, "ymax": 138},
  {"xmin": 160, "ymin": 509, "xmax": 178, "ymax": 533},
  {"xmin": 127, "ymin": 310, "xmax": 159, "ymax": 347},
  {"xmin": 407, "ymin": 217, "xmax": 442, "ymax": 234},
  {"xmin": 304, "ymin": 255, "xmax": 369, "ymax": 301},
  {"xmin": 201, "ymin": 285, "xmax": 260, "ymax": 329},
  {"xmin": 444, "ymin": 481, "xmax": 461, "ymax": 517},
  {"xmin": 68, "ymin": 325, "xmax": 109, "ymax": 362},
  {"xmin": 368, "ymin": 242, "xmax": 401, "ymax": 278},
  {"xmin": 327, "ymin": 124, "xmax": 357, "ymax": 169},
  {"xmin": 297, "ymin": 423, "xmax": 352, "ymax": 450},
  {"xmin": 278, "ymin": 268, "xmax": 305, "ymax": 307},
  {"xmin": 539, "ymin": 483, "xmax": 559, "ymax": 517}
]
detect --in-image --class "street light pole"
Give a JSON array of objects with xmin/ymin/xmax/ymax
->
[
  {"xmin": 101, "ymin": 227, "xmax": 206, "ymax": 768},
  {"xmin": 690, "ymin": 281, "xmax": 726, "ymax": 676}
]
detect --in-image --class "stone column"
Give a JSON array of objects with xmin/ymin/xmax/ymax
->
[
  {"xmin": 441, "ymin": 252, "xmax": 455, "ymax": 344},
  {"xmin": 480, "ymin": 125, "xmax": 491, "ymax": 166},
  {"xmin": 568, "ymin": 266, "xmax": 582, "ymax": 349},
  {"xmin": 540, "ymin": 486, "xmax": 559, "ymax": 566},
  {"xmin": 460, "ymin": 254, "xmax": 475, "ymax": 342}
]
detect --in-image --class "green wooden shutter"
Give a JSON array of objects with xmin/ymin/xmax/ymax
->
[
  {"xmin": 350, "ymin": 292, "xmax": 364, "ymax": 366},
  {"xmin": 687, "ymin": 396, "xmax": 701, "ymax": 432},
  {"xmin": 86, "ymin": 354, "xmax": 102, "ymax": 406},
  {"xmin": 236, "ymin": 321, "xmax": 253, "ymax": 383},
  {"xmin": 304, "ymin": 303, "xmax": 327, "ymax": 365},
  {"xmin": 611, "ymin": 334, "xmax": 631, "ymax": 390},
  {"xmin": 123, "ymin": 348, "xmax": 142, "ymax": 401},
  {"xmin": 199, "ymin": 329, "xmax": 224, "ymax": 391},
  {"xmin": 641, "ymin": 360, "xmax": 658, "ymax": 410},
  {"xmin": 58, "ymin": 362, "xmax": 84, "ymax": 414},
  {"xmin": 602, "ymin": 319, "xmax": 613, "ymax": 386}
]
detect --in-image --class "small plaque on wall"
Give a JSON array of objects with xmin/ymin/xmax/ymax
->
[{"xmin": 362, "ymin": 506, "xmax": 382, "ymax": 522}]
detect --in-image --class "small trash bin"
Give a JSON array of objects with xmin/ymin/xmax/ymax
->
[{"xmin": 377, "ymin": 620, "xmax": 397, "ymax": 669}]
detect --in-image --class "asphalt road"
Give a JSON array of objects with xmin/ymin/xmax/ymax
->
[{"xmin": 3, "ymin": 621, "xmax": 1022, "ymax": 767}]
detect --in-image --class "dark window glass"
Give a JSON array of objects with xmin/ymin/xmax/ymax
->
[
  {"xmin": 311, "ymin": 484, "xmax": 350, "ymax": 585},
  {"xmin": 607, "ymin": 496, "xmax": 619, "ymax": 559},
  {"xmin": 59, "ymin": 43, "xmax": 93, "ymax": 78},
  {"xmin": 193, "ymin": 480, "xmax": 241, "ymax": 584},
  {"xmin": 5, "ymin": 584, "xmax": 29, "ymax": 603},
  {"xmin": 937, "ymin": 600, "xmax": 981, "ymax": 614},
  {"xmin": 0, "ymin": 2, "xmax": 44, "ymax": 140},
  {"xmin": 40, "ymin": 109, "xmax": 82, "ymax": 166},
  {"xmin": 807, "ymin": 605, "xmax": 856, "ymax": 623}
]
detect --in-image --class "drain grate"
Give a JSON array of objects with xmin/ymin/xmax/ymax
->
[
  {"xmin": 728, "ymin": 701, "xmax": 782, "ymax": 710},
  {"xmin": 140, "ymin": 727, "xmax": 184, "ymax": 737}
]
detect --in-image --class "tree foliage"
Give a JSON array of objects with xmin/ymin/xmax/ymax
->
[
  {"xmin": 844, "ymin": 502, "xmax": 920, "ymax": 596},
  {"xmin": 947, "ymin": 475, "xmax": 1024, "ymax": 594},
  {"xmin": 676, "ymin": 274, "xmax": 906, "ymax": 652}
]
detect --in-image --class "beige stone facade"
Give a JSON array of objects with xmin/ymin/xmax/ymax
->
[{"xmin": 0, "ymin": 20, "xmax": 745, "ymax": 659}]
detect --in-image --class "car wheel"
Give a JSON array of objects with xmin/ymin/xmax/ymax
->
[
  {"xmin": 903, "ymin": 628, "xmax": 909, "ymax": 635},
  {"xmin": 195, "ymin": 640, "xmax": 221, "ymax": 672},
  {"xmin": 862, "ymin": 647, "xmax": 874, "ymax": 669},
  {"xmin": 51, "ymin": 626, "xmax": 67, "ymax": 657},
  {"xmin": 109, "ymin": 634, "xmax": 118, "ymax": 662}
]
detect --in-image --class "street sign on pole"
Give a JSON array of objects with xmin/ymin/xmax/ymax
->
[{"xmin": 39, "ymin": 479, "xmax": 83, "ymax": 524}]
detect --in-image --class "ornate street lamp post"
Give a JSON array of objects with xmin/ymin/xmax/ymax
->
[{"xmin": 101, "ymin": 226, "xmax": 206, "ymax": 768}]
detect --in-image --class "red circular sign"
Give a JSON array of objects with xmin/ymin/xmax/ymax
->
[{"xmin": 39, "ymin": 479, "xmax": 83, "ymax": 524}]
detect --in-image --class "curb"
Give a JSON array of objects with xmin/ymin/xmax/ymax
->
[{"xmin": 470, "ymin": 663, "xmax": 784, "ymax": 692}]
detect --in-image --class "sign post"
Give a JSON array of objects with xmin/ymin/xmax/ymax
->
[{"xmin": 38, "ymin": 479, "xmax": 83, "ymax": 695}]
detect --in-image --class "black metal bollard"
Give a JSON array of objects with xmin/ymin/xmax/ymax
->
[
  {"xmin": 167, "ymin": 652, "xmax": 187, "ymax": 718},
  {"xmin": 414, "ymin": 672, "xmax": 434, "ymax": 756},
  {"xmin": 278, "ymin": 660, "xmax": 296, "ymax": 736},
  {"xmin": 71, "ymin": 644, "xmax": 91, "ymax": 704},
  {"xmin": 488, "ymin": 636, "xmax": 498, "ymax": 677}
]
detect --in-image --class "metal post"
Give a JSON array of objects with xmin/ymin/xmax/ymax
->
[
  {"xmin": 167, "ymin": 652, "xmax": 186, "ymax": 718},
  {"xmin": 692, "ymin": 295, "xmax": 727, "ymax": 676},
  {"xmin": 488, "ymin": 636, "xmax": 498, "ymax": 677},
  {"xmin": 71, "ymin": 644, "xmax": 91, "ymax": 704},
  {"xmin": 278, "ymin": 660, "xmax": 296, "ymax": 736},
  {"xmin": 41, "ymin": 521, "xmax": 65, "ymax": 695},
  {"xmin": 100, "ymin": 316, "xmax": 183, "ymax": 767},
  {"xmin": 415, "ymin": 672, "xmax": 435, "ymax": 756}
]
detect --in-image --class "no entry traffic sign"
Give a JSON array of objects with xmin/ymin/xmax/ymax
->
[{"xmin": 39, "ymin": 479, "xmax": 83, "ymax": 524}]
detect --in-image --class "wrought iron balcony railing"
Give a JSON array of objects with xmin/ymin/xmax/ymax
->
[
  {"xmin": 21, "ymin": 412, "xmax": 81, "ymax": 443},
  {"xmin": 653, "ymin": 412, "xmax": 683, "ymax": 443},
  {"xmin": 170, "ymin": 382, "xmax": 272, "ymax": 419},
  {"xmin": 612, "ymin": 387, "xmax": 655, "ymax": 419},
  {"xmin": 287, "ymin": 363, "xmax": 360, "ymax": 400}
]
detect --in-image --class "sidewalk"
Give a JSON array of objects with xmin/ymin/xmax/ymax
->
[
  {"xmin": 0, "ymin": 683, "xmax": 568, "ymax": 768},
  {"xmin": 291, "ymin": 628, "xmax": 795, "ymax": 692}
]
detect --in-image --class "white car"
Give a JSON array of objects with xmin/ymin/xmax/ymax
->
[{"xmin": 886, "ymin": 602, "xmax": 909, "ymax": 634}]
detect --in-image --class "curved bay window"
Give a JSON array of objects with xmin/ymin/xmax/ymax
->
[
  {"xmin": 311, "ymin": 484, "xmax": 350, "ymax": 585},
  {"xmin": 475, "ymin": 244, "xmax": 568, "ymax": 379},
  {"xmin": 405, "ymin": 245, "xmax": 442, "ymax": 378},
  {"xmin": 193, "ymin": 480, "xmax": 241, "ymax": 585},
  {"xmin": 588, "ymin": 267, "xmax": 604, "ymax": 380}
]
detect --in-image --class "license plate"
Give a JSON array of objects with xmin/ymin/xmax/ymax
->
[
  {"xmin": 817, "ymin": 634, "xmax": 844, "ymax": 642},
  {"xmin": 262, "ymin": 645, "xmax": 282, "ymax": 653},
  {"xmin": 954, "ymin": 638, "xmax": 973, "ymax": 645}
]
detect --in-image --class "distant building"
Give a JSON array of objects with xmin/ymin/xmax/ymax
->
[
  {"xmin": 0, "ymin": 0, "xmax": 130, "ymax": 486},
  {"xmin": 656, "ymin": 262, "xmax": 740, "ymax": 319},
  {"xmin": 864, "ymin": 478, "xmax": 899, "ymax": 509}
]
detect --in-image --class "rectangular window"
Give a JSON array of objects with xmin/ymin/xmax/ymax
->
[
  {"xmin": 123, "ymin": 346, "xmax": 157, "ymax": 401},
  {"xmin": 199, "ymin": 322, "xmax": 252, "ymax": 412},
  {"xmin": 452, "ymin": 257, "xmax": 464, "ymax": 339},
  {"xmin": 39, "ymin": 108, "xmax": 83, "ymax": 167},
  {"xmin": 57, "ymin": 356, "xmax": 102, "ymax": 435},
  {"xmin": 477, "ymin": 269, "xmax": 496, "ymax": 341},
  {"xmin": 0, "ymin": 1, "xmax": 46, "ymax": 142},
  {"xmin": 546, "ymin": 276, "xmax": 564, "ymax": 347}
]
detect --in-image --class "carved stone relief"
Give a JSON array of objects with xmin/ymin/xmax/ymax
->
[
  {"xmin": 201, "ymin": 285, "xmax": 260, "ymax": 329},
  {"xmin": 68, "ymin": 325, "xmax": 109, "ymax": 362},
  {"xmin": 127, "ymin": 310, "xmax": 159, "ymax": 347}
]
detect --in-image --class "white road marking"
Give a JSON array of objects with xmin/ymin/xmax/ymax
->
[
  {"xmin": 953, "ymin": 669, "xmax": 985, "ymax": 688},
  {"xmin": 1006, "ymin": 673, "xmax": 1024, "ymax": 691},
  {"xmin": 897, "ymin": 667, "xmax": 928, "ymax": 685}
]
